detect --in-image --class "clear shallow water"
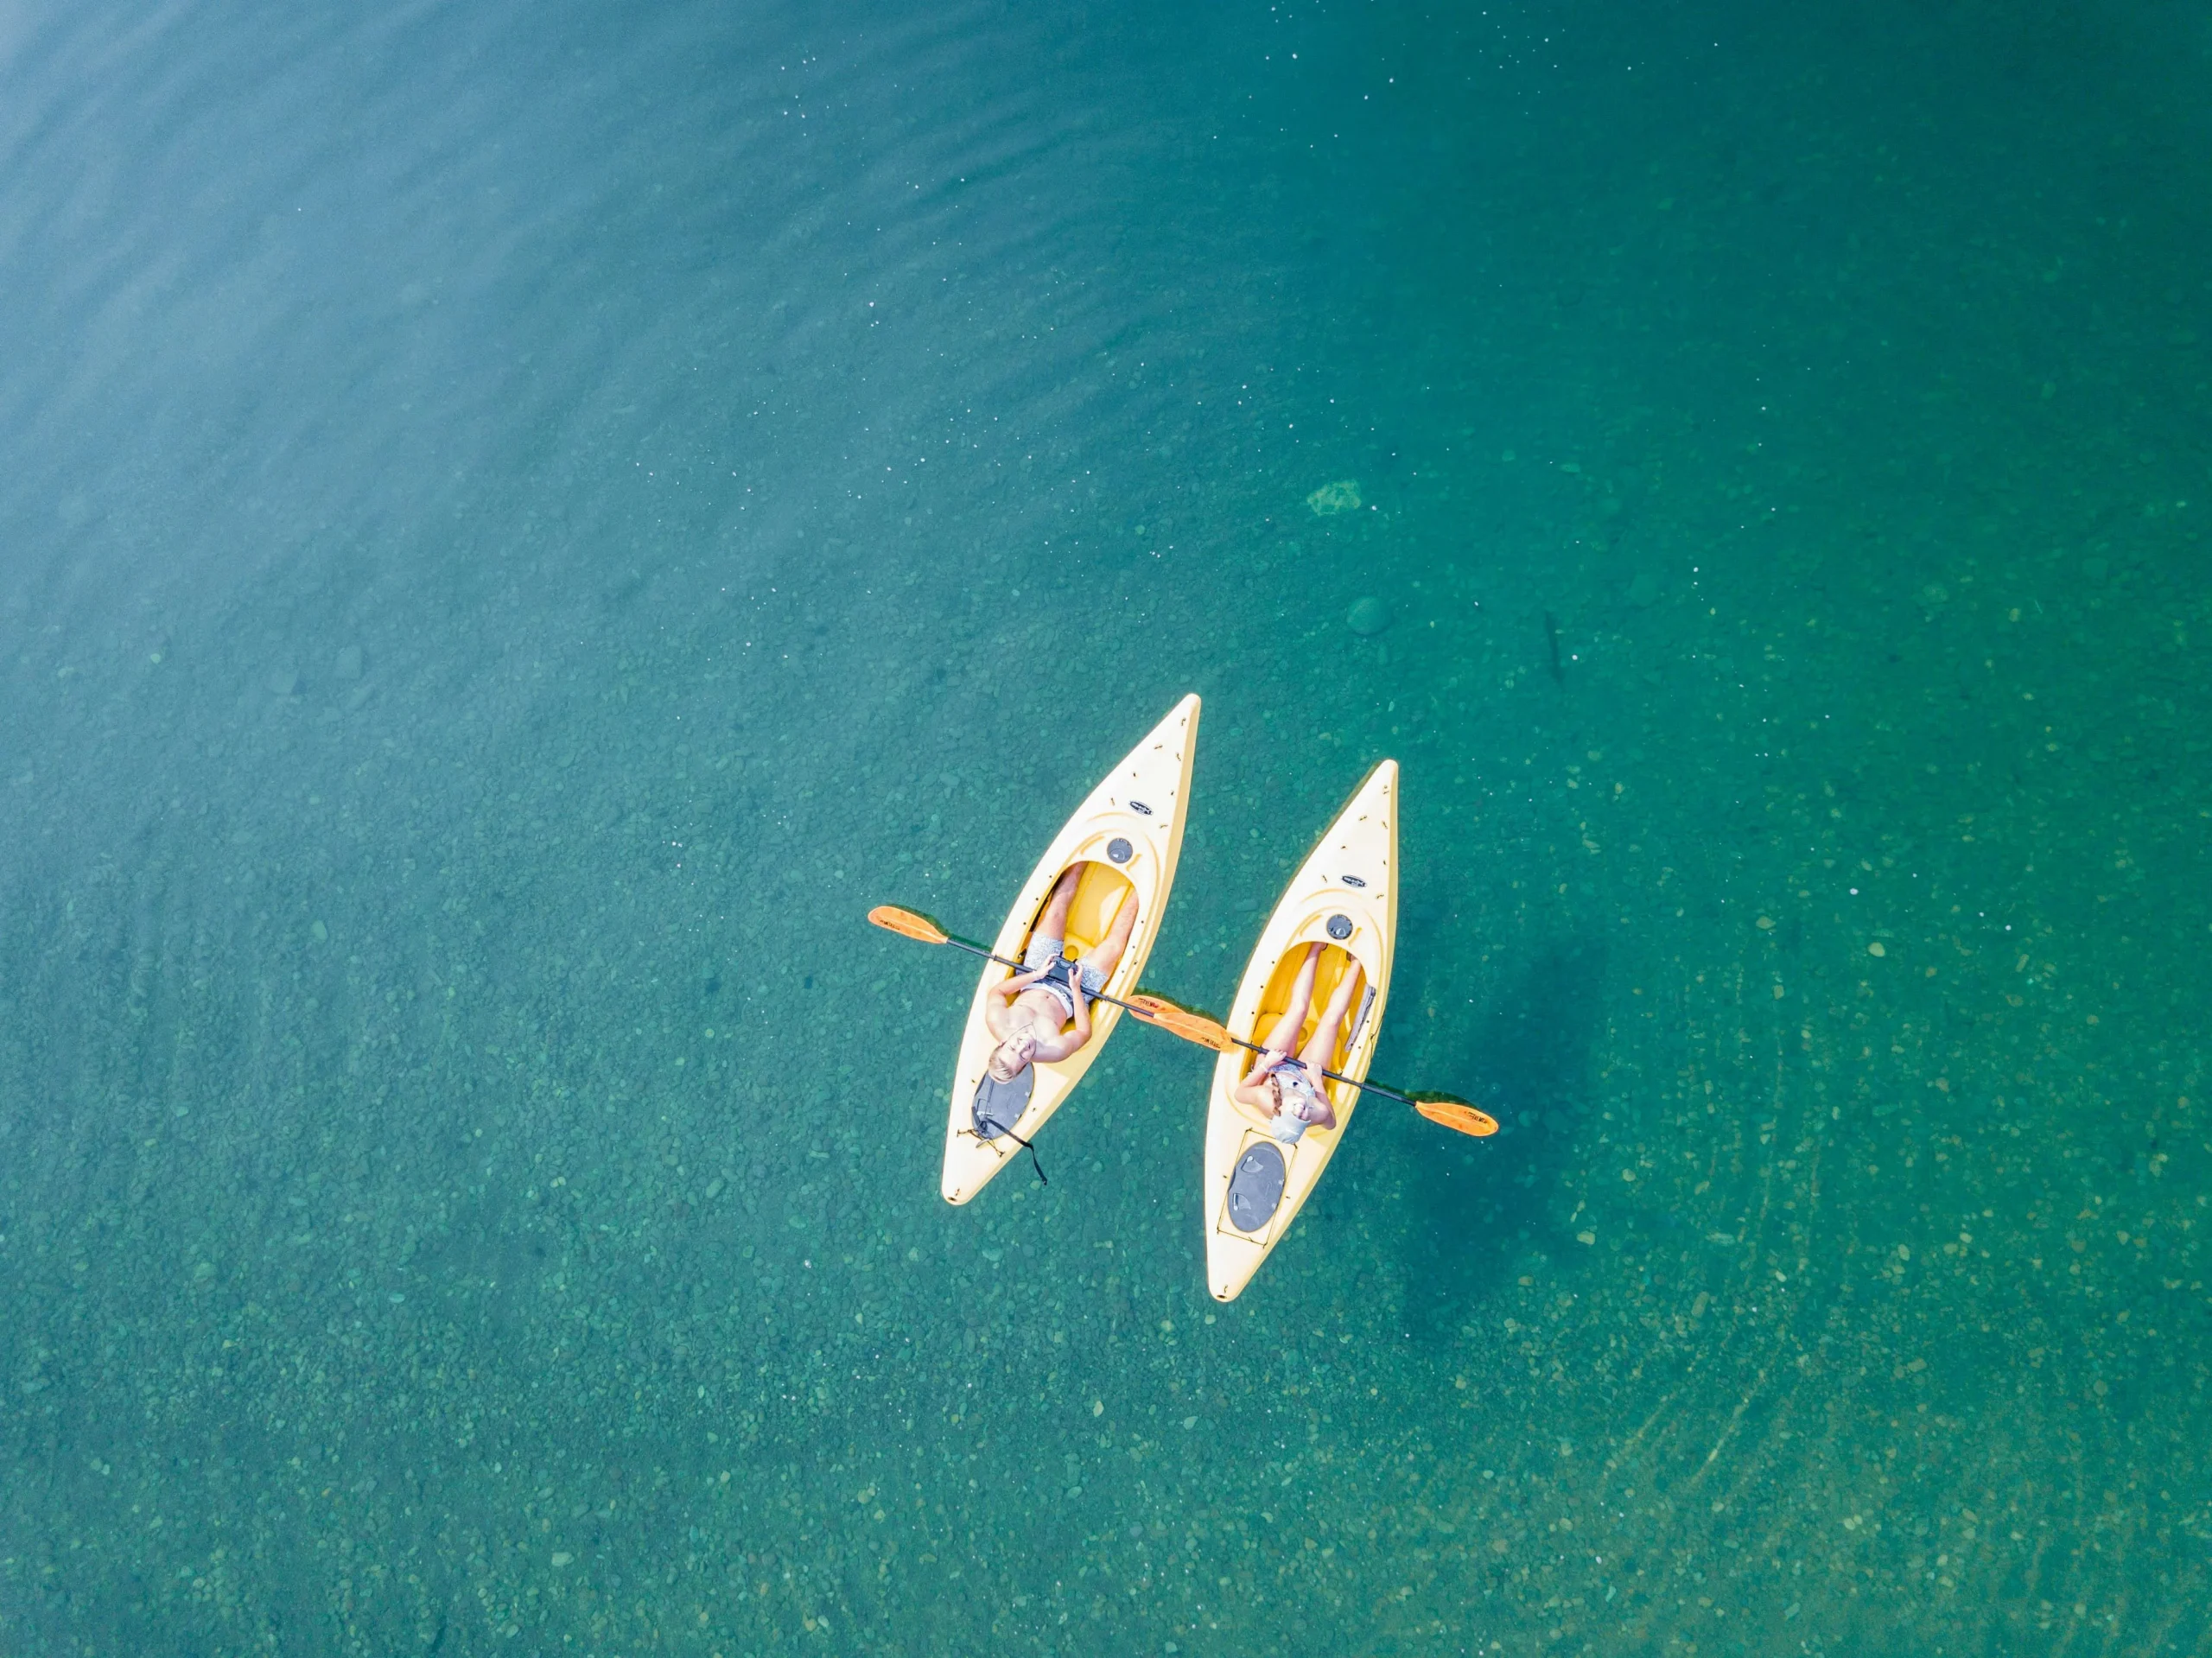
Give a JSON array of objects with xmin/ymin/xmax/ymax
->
[{"xmin": 3, "ymin": 0, "xmax": 2210, "ymax": 1651}]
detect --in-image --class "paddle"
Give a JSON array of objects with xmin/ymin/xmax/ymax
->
[
  {"xmin": 867, "ymin": 905, "xmax": 1160, "ymax": 1022},
  {"xmin": 867, "ymin": 905, "xmax": 1498, "ymax": 1140},
  {"xmin": 1122, "ymin": 993, "xmax": 1499, "ymax": 1139}
]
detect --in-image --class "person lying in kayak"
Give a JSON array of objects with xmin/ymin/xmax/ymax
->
[
  {"xmin": 984, "ymin": 863, "xmax": 1140, "ymax": 1083},
  {"xmin": 1230, "ymin": 940, "xmax": 1362, "ymax": 1143}
]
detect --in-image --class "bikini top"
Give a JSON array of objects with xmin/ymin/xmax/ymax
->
[{"xmin": 1262, "ymin": 1055, "xmax": 1325, "ymax": 1118}]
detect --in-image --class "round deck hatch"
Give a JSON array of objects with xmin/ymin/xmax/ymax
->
[{"xmin": 1225, "ymin": 1141, "xmax": 1287, "ymax": 1234}]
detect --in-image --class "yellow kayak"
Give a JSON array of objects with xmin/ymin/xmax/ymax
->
[
  {"xmin": 942, "ymin": 694, "xmax": 1200, "ymax": 1204},
  {"xmin": 1201, "ymin": 759, "xmax": 1397, "ymax": 1300}
]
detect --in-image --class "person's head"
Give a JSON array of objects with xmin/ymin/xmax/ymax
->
[{"xmin": 987, "ymin": 1032, "xmax": 1039, "ymax": 1083}]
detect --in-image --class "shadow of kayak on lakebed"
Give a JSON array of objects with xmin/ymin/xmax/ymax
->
[{"xmin": 1303, "ymin": 933, "xmax": 1610, "ymax": 1348}]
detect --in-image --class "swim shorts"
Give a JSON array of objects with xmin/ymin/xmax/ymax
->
[{"xmin": 1021, "ymin": 935, "xmax": 1107, "ymax": 1019}]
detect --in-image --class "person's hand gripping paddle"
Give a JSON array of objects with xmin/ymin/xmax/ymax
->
[
  {"xmin": 868, "ymin": 905, "xmax": 1498, "ymax": 1140},
  {"xmin": 868, "ymin": 904, "xmax": 1144, "ymax": 1013}
]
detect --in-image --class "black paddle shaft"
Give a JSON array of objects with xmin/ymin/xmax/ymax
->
[
  {"xmin": 938, "ymin": 929, "xmax": 1447, "ymax": 1114},
  {"xmin": 934, "ymin": 931, "xmax": 1151, "ymax": 1021},
  {"xmin": 1242, "ymin": 1040, "xmax": 1429, "ymax": 1112}
]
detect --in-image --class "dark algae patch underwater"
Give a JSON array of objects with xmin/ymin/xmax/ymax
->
[{"xmin": 3, "ymin": 0, "xmax": 2210, "ymax": 1652}]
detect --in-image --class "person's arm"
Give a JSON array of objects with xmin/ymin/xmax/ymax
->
[
  {"xmin": 1230, "ymin": 1053, "xmax": 1283, "ymax": 1112},
  {"xmin": 988, "ymin": 966, "xmax": 1049, "ymax": 1009},
  {"xmin": 1029, "ymin": 1026, "xmax": 1084, "ymax": 1064}
]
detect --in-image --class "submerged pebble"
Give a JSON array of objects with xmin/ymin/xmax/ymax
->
[{"xmin": 1347, "ymin": 596, "xmax": 1392, "ymax": 637}]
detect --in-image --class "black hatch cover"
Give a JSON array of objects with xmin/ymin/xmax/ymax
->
[
  {"xmin": 972, "ymin": 1066, "xmax": 1035, "ymax": 1140},
  {"xmin": 1225, "ymin": 1140, "xmax": 1287, "ymax": 1233}
]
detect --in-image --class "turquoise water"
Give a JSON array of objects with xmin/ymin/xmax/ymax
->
[{"xmin": 3, "ymin": 0, "xmax": 2209, "ymax": 1650}]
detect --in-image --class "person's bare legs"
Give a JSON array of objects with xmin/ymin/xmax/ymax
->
[
  {"xmin": 1034, "ymin": 863, "xmax": 1083, "ymax": 944},
  {"xmin": 1299, "ymin": 956, "xmax": 1364, "ymax": 1071},
  {"xmin": 1076, "ymin": 878, "xmax": 1141, "ymax": 982},
  {"xmin": 1260, "ymin": 941, "xmax": 1325, "ymax": 1053}
]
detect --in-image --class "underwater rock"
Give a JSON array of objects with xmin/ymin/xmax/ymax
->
[
  {"xmin": 1306, "ymin": 480, "xmax": 1361, "ymax": 516},
  {"xmin": 1627, "ymin": 573, "xmax": 1661, "ymax": 608},
  {"xmin": 1347, "ymin": 596, "xmax": 1392, "ymax": 637}
]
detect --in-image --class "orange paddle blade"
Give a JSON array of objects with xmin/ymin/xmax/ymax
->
[
  {"xmin": 1124, "ymin": 994, "xmax": 1236, "ymax": 1052},
  {"xmin": 1415, "ymin": 1100, "xmax": 1499, "ymax": 1138},
  {"xmin": 867, "ymin": 905, "xmax": 950, "ymax": 945}
]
